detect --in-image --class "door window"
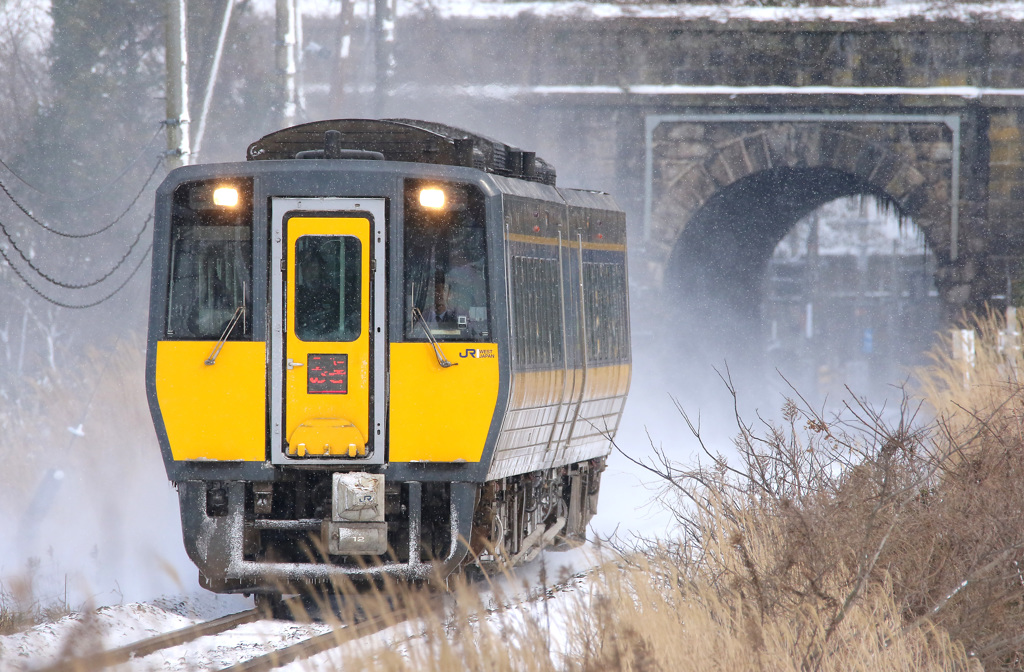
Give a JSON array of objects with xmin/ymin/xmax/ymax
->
[{"xmin": 294, "ymin": 235, "xmax": 362, "ymax": 342}]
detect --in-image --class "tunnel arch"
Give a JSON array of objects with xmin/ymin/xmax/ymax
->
[
  {"xmin": 646, "ymin": 120, "xmax": 956, "ymax": 305},
  {"xmin": 645, "ymin": 121, "xmax": 956, "ymax": 397},
  {"xmin": 666, "ymin": 166, "xmax": 905, "ymax": 323}
]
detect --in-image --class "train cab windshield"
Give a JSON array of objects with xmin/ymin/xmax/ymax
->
[
  {"xmin": 166, "ymin": 180, "xmax": 253, "ymax": 340},
  {"xmin": 403, "ymin": 180, "xmax": 489, "ymax": 341}
]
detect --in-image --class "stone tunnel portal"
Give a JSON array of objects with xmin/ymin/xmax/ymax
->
[
  {"xmin": 662, "ymin": 166, "xmax": 940, "ymax": 403},
  {"xmin": 644, "ymin": 118, "xmax": 956, "ymax": 405},
  {"xmin": 668, "ymin": 167, "xmax": 893, "ymax": 325}
]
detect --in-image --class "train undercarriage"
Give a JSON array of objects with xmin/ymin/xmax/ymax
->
[
  {"xmin": 178, "ymin": 458, "xmax": 606, "ymax": 594},
  {"xmin": 472, "ymin": 459, "xmax": 605, "ymax": 570}
]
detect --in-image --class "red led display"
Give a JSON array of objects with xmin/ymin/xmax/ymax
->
[{"xmin": 307, "ymin": 354, "xmax": 348, "ymax": 394}]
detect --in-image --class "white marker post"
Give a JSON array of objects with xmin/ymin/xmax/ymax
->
[{"xmin": 951, "ymin": 328, "xmax": 976, "ymax": 389}]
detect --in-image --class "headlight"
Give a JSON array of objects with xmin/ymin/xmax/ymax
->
[
  {"xmin": 419, "ymin": 187, "xmax": 445, "ymax": 210},
  {"xmin": 213, "ymin": 187, "xmax": 239, "ymax": 207}
]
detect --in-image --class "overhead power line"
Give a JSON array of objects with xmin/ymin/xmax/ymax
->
[
  {"xmin": 0, "ymin": 122, "xmax": 170, "ymax": 311},
  {"xmin": 0, "ymin": 126, "xmax": 164, "ymax": 203},
  {"xmin": 0, "ymin": 157, "xmax": 162, "ymax": 239},
  {"xmin": 0, "ymin": 242, "xmax": 152, "ymax": 310},
  {"xmin": 0, "ymin": 211, "xmax": 152, "ymax": 290}
]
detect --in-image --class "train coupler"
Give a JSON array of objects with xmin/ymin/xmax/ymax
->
[{"xmin": 323, "ymin": 472, "xmax": 387, "ymax": 555}]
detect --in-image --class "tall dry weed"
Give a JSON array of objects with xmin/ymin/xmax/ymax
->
[
  {"xmin": 916, "ymin": 307, "xmax": 1024, "ymax": 433},
  {"xmin": 310, "ymin": 548, "xmax": 977, "ymax": 672},
  {"xmin": 343, "ymin": 311, "xmax": 1024, "ymax": 670},
  {"xmin": 0, "ymin": 336, "xmax": 157, "ymax": 515},
  {"xmin": 0, "ymin": 335, "xmax": 166, "ymax": 629},
  {"xmin": 607, "ymin": 315, "xmax": 1024, "ymax": 669}
]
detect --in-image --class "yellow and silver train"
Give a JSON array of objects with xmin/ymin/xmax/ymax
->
[{"xmin": 145, "ymin": 119, "xmax": 630, "ymax": 593}]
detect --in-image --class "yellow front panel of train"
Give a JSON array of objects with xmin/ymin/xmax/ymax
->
[
  {"xmin": 284, "ymin": 216, "xmax": 371, "ymax": 457},
  {"xmin": 155, "ymin": 340, "xmax": 266, "ymax": 461},
  {"xmin": 389, "ymin": 343, "xmax": 499, "ymax": 462}
]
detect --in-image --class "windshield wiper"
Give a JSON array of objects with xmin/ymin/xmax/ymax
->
[
  {"xmin": 205, "ymin": 304, "xmax": 246, "ymax": 365},
  {"xmin": 412, "ymin": 307, "xmax": 457, "ymax": 369}
]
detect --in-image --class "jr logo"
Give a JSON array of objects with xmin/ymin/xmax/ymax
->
[{"xmin": 459, "ymin": 348, "xmax": 496, "ymax": 359}]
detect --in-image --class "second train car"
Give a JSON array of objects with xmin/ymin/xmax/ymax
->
[{"xmin": 146, "ymin": 119, "xmax": 630, "ymax": 593}]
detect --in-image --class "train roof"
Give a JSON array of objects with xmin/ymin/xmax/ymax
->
[{"xmin": 246, "ymin": 119, "xmax": 558, "ymax": 187}]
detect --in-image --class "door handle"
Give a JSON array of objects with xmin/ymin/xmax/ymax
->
[{"xmin": 287, "ymin": 358, "xmax": 304, "ymax": 370}]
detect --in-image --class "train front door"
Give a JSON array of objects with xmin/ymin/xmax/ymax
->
[{"xmin": 270, "ymin": 198, "xmax": 387, "ymax": 465}]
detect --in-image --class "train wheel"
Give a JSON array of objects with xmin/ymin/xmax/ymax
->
[{"xmin": 254, "ymin": 592, "xmax": 290, "ymax": 620}]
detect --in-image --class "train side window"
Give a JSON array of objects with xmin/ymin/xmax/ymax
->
[
  {"xmin": 583, "ymin": 261, "xmax": 628, "ymax": 364},
  {"xmin": 511, "ymin": 255, "xmax": 563, "ymax": 369},
  {"xmin": 166, "ymin": 180, "xmax": 253, "ymax": 340},
  {"xmin": 294, "ymin": 235, "xmax": 361, "ymax": 342},
  {"xmin": 403, "ymin": 181, "xmax": 489, "ymax": 341}
]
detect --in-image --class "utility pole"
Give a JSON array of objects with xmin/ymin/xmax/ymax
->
[
  {"xmin": 165, "ymin": 0, "xmax": 191, "ymax": 168},
  {"xmin": 295, "ymin": 0, "xmax": 306, "ymax": 118},
  {"xmin": 329, "ymin": 0, "xmax": 354, "ymax": 111},
  {"xmin": 276, "ymin": 0, "xmax": 297, "ymax": 128},
  {"xmin": 806, "ymin": 211, "xmax": 820, "ymax": 395},
  {"xmin": 374, "ymin": 0, "xmax": 395, "ymax": 117}
]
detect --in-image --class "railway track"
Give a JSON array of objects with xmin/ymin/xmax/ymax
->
[
  {"xmin": 219, "ymin": 592, "xmax": 447, "ymax": 672},
  {"xmin": 221, "ymin": 570, "xmax": 590, "ymax": 672},
  {"xmin": 32, "ymin": 563, "xmax": 592, "ymax": 672},
  {"xmin": 34, "ymin": 607, "xmax": 264, "ymax": 672},
  {"xmin": 32, "ymin": 589, "xmax": 445, "ymax": 672}
]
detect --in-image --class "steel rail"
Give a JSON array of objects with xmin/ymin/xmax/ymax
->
[
  {"xmin": 219, "ymin": 593, "xmax": 447, "ymax": 672},
  {"xmin": 34, "ymin": 608, "xmax": 262, "ymax": 672},
  {"xmin": 219, "ymin": 564, "xmax": 593, "ymax": 671}
]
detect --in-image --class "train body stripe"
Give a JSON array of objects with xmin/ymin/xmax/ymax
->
[
  {"xmin": 508, "ymin": 364, "xmax": 631, "ymax": 409},
  {"xmin": 505, "ymin": 232, "xmax": 626, "ymax": 252}
]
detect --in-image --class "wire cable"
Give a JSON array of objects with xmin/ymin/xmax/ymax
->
[
  {"xmin": 0, "ymin": 243, "xmax": 152, "ymax": 310},
  {"xmin": 0, "ymin": 211, "xmax": 152, "ymax": 289},
  {"xmin": 0, "ymin": 125, "xmax": 164, "ymax": 203},
  {"xmin": 0, "ymin": 157, "xmax": 162, "ymax": 239}
]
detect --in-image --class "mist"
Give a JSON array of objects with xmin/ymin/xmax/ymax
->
[{"xmin": 0, "ymin": 0, "xmax": 972, "ymax": 610}]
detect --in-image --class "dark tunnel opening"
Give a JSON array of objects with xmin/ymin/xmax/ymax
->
[
  {"xmin": 667, "ymin": 167, "xmax": 897, "ymax": 322},
  {"xmin": 659, "ymin": 166, "xmax": 938, "ymax": 408}
]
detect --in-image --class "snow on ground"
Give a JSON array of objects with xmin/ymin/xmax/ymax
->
[
  {"xmin": 126, "ymin": 616, "xmax": 333, "ymax": 671},
  {"xmin": 0, "ymin": 591, "xmax": 339, "ymax": 671},
  {"xmin": 0, "ymin": 592, "xmax": 249, "ymax": 670},
  {"xmin": 1, "ymin": 603, "xmax": 191, "ymax": 671},
  {"xmin": 0, "ymin": 546, "xmax": 601, "ymax": 671},
  {"xmin": 253, "ymin": 0, "xmax": 1024, "ymax": 24},
  {"xmin": 282, "ymin": 546, "xmax": 602, "ymax": 671}
]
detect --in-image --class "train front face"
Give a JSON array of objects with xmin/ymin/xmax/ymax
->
[{"xmin": 146, "ymin": 159, "xmax": 506, "ymax": 592}]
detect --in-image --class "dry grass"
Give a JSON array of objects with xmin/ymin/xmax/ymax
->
[
  {"xmin": 8, "ymin": 316, "xmax": 1024, "ymax": 669},
  {"xmin": 0, "ymin": 336, "xmax": 160, "ymax": 635},
  {"xmin": 0, "ymin": 572, "xmax": 74, "ymax": 636},
  {"xmin": 916, "ymin": 308, "xmax": 1024, "ymax": 430},
  {"xmin": 315, "ymin": 311, "xmax": 1024, "ymax": 670},
  {"xmin": 300, "ymin": 552, "xmax": 976, "ymax": 671},
  {"xmin": 0, "ymin": 337, "xmax": 157, "ymax": 514}
]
